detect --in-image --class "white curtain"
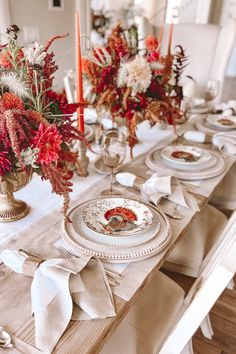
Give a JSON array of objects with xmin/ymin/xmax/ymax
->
[{"xmin": 0, "ymin": 0, "xmax": 11, "ymax": 41}]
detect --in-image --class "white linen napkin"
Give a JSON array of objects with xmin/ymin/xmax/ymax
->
[
  {"xmin": 116, "ymin": 172, "xmax": 199, "ymax": 210},
  {"xmin": 141, "ymin": 174, "xmax": 199, "ymax": 210},
  {"xmin": 0, "ymin": 250, "xmax": 116, "ymax": 354},
  {"xmin": 183, "ymin": 130, "xmax": 206, "ymax": 143},
  {"xmin": 212, "ymin": 132, "xmax": 236, "ymax": 155},
  {"xmin": 215, "ymin": 100, "xmax": 236, "ymax": 114},
  {"xmin": 84, "ymin": 108, "xmax": 97, "ymax": 124}
]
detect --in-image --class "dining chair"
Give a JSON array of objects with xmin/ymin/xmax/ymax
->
[
  {"xmin": 159, "ymin": 210, "xmax": 236, "ymax": 354},
  {"xmin": 162, "ymin": 203, "xmax": 229, "ymax": 338},
  {"xmin": 99, "ymin": 210, "xmax": 236, "ymax": 354},
  {"xmin": 163, "ymin": 204, "xmax": 228, "ymax": 278},
  {"xmin": 138, "ymin": 19, "xmax": 236, "ymax": 102},
  {"xmin": 209, "ymin": 165, "xmax": 236, "ymax": 213}
]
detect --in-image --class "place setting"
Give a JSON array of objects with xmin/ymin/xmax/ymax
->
[
  {"xmin": 145, "ymin": 143, "xmax": 225, "ymax": 180},
  {"xmin": 195, "ymin": 111, "xmax": 236, "ymax": 135}
]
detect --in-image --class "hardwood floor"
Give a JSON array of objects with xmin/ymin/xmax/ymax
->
[{"xmin": 162, "ymin": 270, "xmax": 236, "ymax": 354}]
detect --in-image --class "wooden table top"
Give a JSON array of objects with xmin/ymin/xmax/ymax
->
[{"xmin": 0, "ymin": 143, "xmax": 235, "ymax": 354}]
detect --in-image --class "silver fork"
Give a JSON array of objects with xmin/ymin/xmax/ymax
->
[{"xmin": 57, "ymin": 245, "xmax": 124, "ymax": 286}]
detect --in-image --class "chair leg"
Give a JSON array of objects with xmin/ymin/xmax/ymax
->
[
  {"xmin": 181, "ymin": 340, "xmax": 194, "ymax": 354},
  {"xmin": 200, "ymin": 314, "xmax": 214, "ymax": 339},
  {"xmin": 227, "ymin": 278, "xmax": 235, "ymax": 290}
]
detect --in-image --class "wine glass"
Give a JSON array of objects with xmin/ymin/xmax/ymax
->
[
  {"xmin": 204, "ymin": 79, "xmax": 220, "ymax": 103},
  {"xmin": 100, "ymin": 129, "xmax": 126, "ymax": 195}
]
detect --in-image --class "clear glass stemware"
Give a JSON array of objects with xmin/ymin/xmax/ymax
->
[
  {"xmin": 204, "ymin": 79, "xmax": 220, "ymax": 102},
  {"xmin": 100, "ymin": 129, "xmax": 126, "ymax": 195}
]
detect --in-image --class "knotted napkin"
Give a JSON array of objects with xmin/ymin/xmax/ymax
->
[
  {"xmin": 184, "ymin": 130, "xmax": 236, "ymax": 155},
  {"xmin": 183, "ymin": 130, "xmax": 206, "ymax": 143},
  {"xmin": 84, "ymin": 108, "xmax": 97, "ymax": 124},
  {"xmin": 0, "ymin": 249, "xmax": 116, "ymax": 354},
  {"xmin": 212, "ymin": 132, "xmax": 236, "ymax": 155},
  {"xmin": 116, "ymin": 172, "xmax": 199, "ymax": 210}
]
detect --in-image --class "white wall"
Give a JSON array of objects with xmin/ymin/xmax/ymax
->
[
  {"xmin": 219, "ymin": 0, "xmax": 236, "ymax": 77},
  {"xmin": 9, "ymin": 0, "xmax": 76, "ymax": 89}
]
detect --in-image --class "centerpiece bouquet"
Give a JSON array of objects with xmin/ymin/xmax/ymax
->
[
  {"xmin": 82, "ymin": 24, "xmax": 188, "ymax": 153},
  {"xmin": 0, "ymin": 25, "xmax": 84, "ymax": 217}
]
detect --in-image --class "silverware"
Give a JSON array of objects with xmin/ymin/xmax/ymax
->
[
  {"xmin": 57, "ymin": 245, "xmax": 124, "ymax": 284},
  {"xmin": 162, "ymin": 209, "xmax": 183, "ymax": 220},
  {"xmin": 146, "ymin": 201, "xmax": 183, "ymax": 220}
]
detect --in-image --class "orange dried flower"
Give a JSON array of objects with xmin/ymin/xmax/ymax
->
[
  {"xmin": 145, "ymin": 35, "xmax": 159, "ymax": 52},
  {"xmin": 82, "ymin": 56, "xmax": 92, "ymax": 74},
  {"xmin": 2, "ymin": 92, "xmax": 24, "ymax": 110}
]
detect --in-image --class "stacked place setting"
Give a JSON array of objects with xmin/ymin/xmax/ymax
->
[
  {"xmin": 145, "ymin": 144, "xmax": 225, "ymax": 180},
  {"xmin": 195, "ymin": 112, "xmax": 236, "ymax": 136},
  {"xmin": 61, "ymin": 195, "xmax": 172, "ymax": 263}
]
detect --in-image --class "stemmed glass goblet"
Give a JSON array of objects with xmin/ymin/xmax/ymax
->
[
  {"xmin": 100, "ymin": 129, "xmax": 126, "ymax": 195},
  {"xmin": 204, "ymin": 79, "xmax": 220, "ymax": 103}
]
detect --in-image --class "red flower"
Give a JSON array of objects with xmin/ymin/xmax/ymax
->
[
  {"xmin": 0, "ymin": 48, "xmax": 24, "ymax": 68},
  {"xmin": 2, "ymin": 92, "xmax": 24, "ymax": 110},
  {"xmin": 145, "ymin": 35, "xmax": 159, "ymax": 52},
  {"xmin": 32, "ymin": 124, "xmax": 62, "ymax": 164},
  {"xmin": 0, "ymin": 151, "xmax": 12, "ymax": 176},
  {"xmin": 147, "ymin": 51, "xmax": 160, "ymax": 63}
]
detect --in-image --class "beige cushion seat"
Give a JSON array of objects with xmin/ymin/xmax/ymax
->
[
  {"xmin": 210, "ymin": 165, "xmax": 236, "ymax": 211},
  {"xmin": 100, "ymin": 271, "xmax": 185, "ymax": 354},
  {"xmin": 164, "ymin": 204, "xmax": 228, "ymax": 277}
]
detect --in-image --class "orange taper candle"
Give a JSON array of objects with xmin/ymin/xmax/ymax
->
[
  {"xmin": 158, "ymin": 25, "xmax": 163, "ymax": 50},
  {"xmin": 168, "ymin": 22, "xmax": 174, "ymax": 54},
  {"xmin": 75, "ymin": 12, "xmax": 84, "ymax": 133}
]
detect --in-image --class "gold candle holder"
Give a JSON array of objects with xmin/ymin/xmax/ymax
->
[{"xmin": 76, "ymin": 140, "xmax": 89, "ymax": 177}]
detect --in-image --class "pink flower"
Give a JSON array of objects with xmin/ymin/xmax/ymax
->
[
  {"xmin": 0, "ymin": 151, "xmax": 12, "ymax": 176},
  {"xmin": 32, "ymin": 124, "xmax": 62, "ymax": 164}
]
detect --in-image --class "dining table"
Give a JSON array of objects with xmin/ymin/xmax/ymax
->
[{"xmin": 0, "ymin": 118, "xmax": 235, "ymax": 354}]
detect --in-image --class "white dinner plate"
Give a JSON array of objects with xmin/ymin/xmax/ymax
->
[
  {"xmin": 61, "ymin": 196, "xmax": 171, "ymax": 262},
  {"xmin": 206, "ymin": 114, "xmax": 236, "ymax": 130},
  {"xmin": 160, "ymin": 145, "xmax": 213, "ymax": 171}
]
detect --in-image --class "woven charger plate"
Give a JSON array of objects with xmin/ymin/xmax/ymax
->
[
  {"xmin": 145, "ymin": 148, "xmax": 225, "ymax": 180},
  {"xmin": 61, "ymin": 196, "xmax": 171, "ymax": 263}
]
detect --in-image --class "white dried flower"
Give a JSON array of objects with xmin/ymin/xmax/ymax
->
[
  {"xmin": 25, "ymin": 42, "xmax": 46, "ymax": 66},
  {"xmin": 117, "ymin": 62, "xmax": 128, "ymax": 88},
  {"xmin": 20, "ymin": 147, "xmax": 39, "ymax": 168},
  {"xmin": 88, "ymin": 46, "xmax": 112, "ymax": 67},
  {"xmin": 125, "ymin": 56, "xmax": 152, "ymax": 95},
  {"xmin": 0, "ymin": 72, "xmax": 29, "ymax": 98}
]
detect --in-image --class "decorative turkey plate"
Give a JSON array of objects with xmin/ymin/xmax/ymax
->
[
  {"xmin": 61, "ymin": 196, "xmax": 171, "ymax": 262},
  {"xmin": 82, "ymin": 197, "xmax": 153, "ymax": 236}
]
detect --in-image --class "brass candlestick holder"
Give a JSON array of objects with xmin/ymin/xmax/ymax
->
[{"xmin": 76, "ymin": 140, "xmax": 89, "ymax": 177}]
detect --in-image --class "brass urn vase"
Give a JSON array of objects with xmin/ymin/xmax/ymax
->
[{"xmin": 0, "ymin": 170, "xmax": 31, "ymax": 222}]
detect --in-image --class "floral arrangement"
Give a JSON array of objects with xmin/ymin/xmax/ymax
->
[
  {"xmin": 82, "ymin": 24, "xmax": 188, "ymax": 152},
  {"xmin": 0, "ymin": 25, "xmax": 84, "ymax": 216}
]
